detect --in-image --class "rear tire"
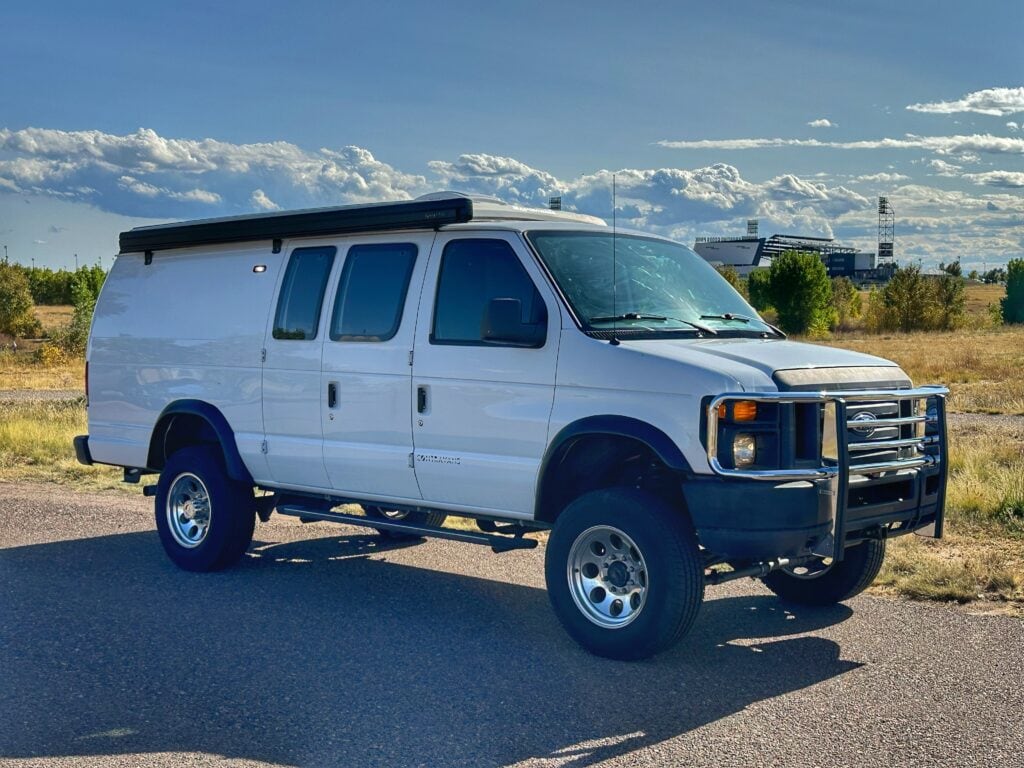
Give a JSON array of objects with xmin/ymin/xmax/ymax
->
[
  {"xmin": 762, "ymin": 539, "xmax": 886, "ymax": 606},
  {"xmin": 545, "ymin": 487, "xmax": 704, "ymax": 661},
  {"xmin": 154, "ymin": 445, "xmax": 255, "ymax": 572},
  {"xmin": 362, "ymin": 505, "xmax": 447, "ymax": 540}
]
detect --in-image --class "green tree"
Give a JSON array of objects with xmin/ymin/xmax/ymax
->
[
  {"xmin": 52, "ymin": 271, "xmax": 103, "ymax": 355},
  {"xmin": 968, "ymin": 269, "xmax": 979, "ymax": 281},
  {"xmin": 0, "ymin": 263, "xmax": 42, "ymax": 339},
  {"xmin": 939, "ymin": 259, "xmax": 962, "ymax": 278},
  {"xmin": 880, "ymin": 264, "xmax": 932, "ymax": 332},
  {"xmin": 715, "ymin": 265, "xmax": 747, "ymax": 299},
  {"xmin": 932, "ymin": 273, "xmax": 966, "ymax": 330},
  {"xmin": 746, "ymin": 267, "xmax": 773, "ymax": 312},
  {"xmin": 766, "ymin": 251, "xmax": 834, "ymax": 335},
  {"xmin": 983, "ymin": 267, "xmax": 1007, "ymax": 284},
  {"xmin": 1001, "ymin": 258, "xmax": 1024, "ymax": 324},
  {"xmin": 830, "ymin": 276, "xmax": 862, "ymax": 329}
]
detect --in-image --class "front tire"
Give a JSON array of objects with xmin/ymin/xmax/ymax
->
[
  {"xmin": 545, "ymin": 487, "xmax": 704, "ymax": 661},
  {"xmin": 155, "ymin": 445, "xmax": 255, "ymax": 572},
  {"xmin": 762, "ymin": 539, "xmax": 886, "ymax": 606}
]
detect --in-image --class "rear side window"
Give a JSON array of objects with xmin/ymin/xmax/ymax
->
[
  {"xmin": 432, "ymin": 239, "xmax": 546, "ymax": 345},
  {"xmin": 330, "ymin": 243, "xmax": 417, "ymax": 342},
  {"xmin": 273, "ymin": 246, "xmax": 336, "ymax": 340}
]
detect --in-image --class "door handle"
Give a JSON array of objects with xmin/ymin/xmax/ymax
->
[
  {"xmin": 328, "ymin": 382, "xmax": 338, "ymax": 409},
  {"xmin": 417, "ymin": 386, "xmax": 427, "ymax": 414}
]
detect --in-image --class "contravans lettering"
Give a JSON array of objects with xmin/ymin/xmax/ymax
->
[{"xmin": 416, "ymin": 454, "xmax": 461, "ymax": 465}]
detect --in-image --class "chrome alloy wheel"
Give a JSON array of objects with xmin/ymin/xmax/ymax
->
[
  {"xmin": 166, "ymin": 472, "xmax": 212, "ymax": 548},
  {"xmin": 567, "ymin": 525, "xmax": 648, "ymax": 628}
]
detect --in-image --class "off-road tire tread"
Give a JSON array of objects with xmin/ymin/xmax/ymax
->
[
  {"xmin": 545, "ymin": 487, "xmax": 704, "ymax": 661},
  {"xmin": 155, "ymin": 445, "xmax": 255, "ymax": 572}
]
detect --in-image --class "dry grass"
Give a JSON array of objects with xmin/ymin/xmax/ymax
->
[
  {"xmin": 33, "ymin": 304, "xmax": 74, "ymax": 335},
  {"xmin": 962, "ymin": 282, "xmax": 1005, "ymax": 317},
  {"xmin": 870, "ymin": 419, "xmax": 1023, "ymax": 610},
  {"xmin": 822, "ymin": 326, "xmax": 1024, "ymax": 415},
  {"xmin": 0, "ymin": 350, "xmax": 83, "ymax": 391}
]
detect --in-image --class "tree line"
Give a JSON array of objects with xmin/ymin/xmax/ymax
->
[
  {"xmin": 0, "ymin": 263, "xmax": 107, "ymax": 353},
  {"xmin": 718, "ymin": 252, "xmax": 1024, "ymax": 336}
]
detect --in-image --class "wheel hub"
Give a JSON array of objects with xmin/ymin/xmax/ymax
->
[
  {"xmin": 567, "ymin": 525, "xmax": 648, "ymax": 629},
  {"xmin": 606, "ymin": 560, "xmax": 629, "ymax": 588},
  {"xmin": 166, "ymin": 472, "xmax": 212, "ymax": 549}
]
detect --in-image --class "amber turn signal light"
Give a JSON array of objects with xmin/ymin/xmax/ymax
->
[{"xmin": 717, "ymin": 400, "xmax": 758, "ymax": 421}]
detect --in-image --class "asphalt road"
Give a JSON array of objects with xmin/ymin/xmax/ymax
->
[{"xmin": 1, "ymin": 481, "xmax": 1022, "ymax": 768}]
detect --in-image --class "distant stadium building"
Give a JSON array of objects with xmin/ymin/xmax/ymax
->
[
  {"xmin": 694, "ymin": 221, "xmax": 893, "ymax": 281},
  {"xmin": 695, "ymin": 199, "xmax": 897, "ymax": 282}
]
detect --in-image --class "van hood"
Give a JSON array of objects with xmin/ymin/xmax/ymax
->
[{"xmin": 618, "ymin": 337, "xmax": 908, "ymax": 391}]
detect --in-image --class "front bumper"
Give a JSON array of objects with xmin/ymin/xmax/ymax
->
[{"xmin": 690, "ymin": 385, "xmax": 949, "ymax": 562}]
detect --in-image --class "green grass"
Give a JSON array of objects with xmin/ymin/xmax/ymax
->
[{"xmin": 0, "ymin": 399, "xmax": 123, "ymax": 491}]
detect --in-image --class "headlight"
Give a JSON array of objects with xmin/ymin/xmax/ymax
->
[{"xmin": 733, "ymin": 433, "xmax": 756, "ymax": 467}]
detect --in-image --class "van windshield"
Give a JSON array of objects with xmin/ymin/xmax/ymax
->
[{"xmin": 526, "ymin": 231, "xmax": 774, "ymax": 337}]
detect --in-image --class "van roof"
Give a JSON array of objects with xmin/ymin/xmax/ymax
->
[{"xmin": 118, "ymin": 192, "xmax": 606, "ymax": 254}]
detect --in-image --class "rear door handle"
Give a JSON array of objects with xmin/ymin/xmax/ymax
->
[
  {"xmin": 417, "ymin": 386, "xmax": 427, "ymax": 414},
  {"xmin": 328, "ymin": 382, "xmax": 338, "ymax": 409}
]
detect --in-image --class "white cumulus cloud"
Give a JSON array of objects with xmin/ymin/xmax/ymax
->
[
  {"xmin": 852, "ymin": 172, "xmax": 910, "ymax": 183},
  {"xmin": 2, "ymin": 125, "xmax": 1022, "ymax": 267},
  {"xmin": 658, "ymin": 133, "xmax": 1024, "ymax": 156},
  {"xmin": 807, "ymin": 118, "xmax": 834, "ymax": 128},
  {"xmin": 250, "ymin": 189, "xmax": 279, "ymax": 210},
  {"xmin": 907, "ymin": 87, "xmax": 1024, "ymax": 116},
  {"xmin": 962, "ymin": 170, "xmax": 1024, "ymax": 189},
  {"xmin": 927, "ymin": 159, "xmax": 962, "ymax": 176},
  {"xmin": 0, "ymin": 126, "xmax": 423, "ymax": 217}
]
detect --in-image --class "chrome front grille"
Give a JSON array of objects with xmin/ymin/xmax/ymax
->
[{"xmin": 843, "ymin": 398, "xmax": 939, "ymax": 474}]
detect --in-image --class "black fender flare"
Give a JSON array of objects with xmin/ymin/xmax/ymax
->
[
  {"xmin": 148, "ymin": 399, "xmax": 254, "ymax": 484},
  {"xmin": 535, "ymin": 415, "xmax": 691, "ymax": 518}
]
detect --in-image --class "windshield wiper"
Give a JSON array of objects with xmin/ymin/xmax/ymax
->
[
  {"xmin": 589, "ymin": 312, "xmax": 717, "ymax": 335},
  {"xmin": 699, "ymin": 313, "xmax": 752, "ymax": 322},
  {"xmin": 700, "ymin": 312, "xmax": 786, "ymax": 338}
]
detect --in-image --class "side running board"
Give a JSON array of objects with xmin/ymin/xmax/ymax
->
[{"xmin": 275, "ymin": 504, "xmax": 538, "ymax": 553}]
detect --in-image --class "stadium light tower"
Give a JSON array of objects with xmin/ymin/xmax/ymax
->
[{"xmin": 878, "ymin": 197, "xmax": 895, "ymax": 263}]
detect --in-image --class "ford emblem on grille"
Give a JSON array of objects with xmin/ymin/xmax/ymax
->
[{"xmin": 850, "ymin": 411, "xmax": 878, "ymax": 437}]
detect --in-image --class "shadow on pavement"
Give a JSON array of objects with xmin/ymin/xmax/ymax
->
[{"xmin": 0, "ymin": 530, "xmax": 858, "ymax": 767}]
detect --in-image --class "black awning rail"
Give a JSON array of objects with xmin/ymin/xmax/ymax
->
[{"xmin": 119, "ymin": 196, "xmax": 474, "ymax": 254}]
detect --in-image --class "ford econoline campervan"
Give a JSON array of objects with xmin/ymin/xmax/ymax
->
[{"xmin": 75, "ymin": 193, "xmax": 948, "ymax": 659}]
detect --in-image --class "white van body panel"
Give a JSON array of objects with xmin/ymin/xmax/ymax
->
[
  {"xmin": 320, "ymin": 231, "xmax": 437, "ymax": 499},
  {"xmin": 410, "ymin": 231, "xmax": 560, "ymax": 516},
  {"xmin": 88, "ymin": 243, "xmax": 280, "ymax": 478},
  {"xmin": 260, "ymin": 238, "xmax": 333, "ymax": 489}
]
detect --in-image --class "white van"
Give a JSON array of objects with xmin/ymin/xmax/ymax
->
[{"xmin": 75, "ymin": 193, "xmax": 948, "ymax": 660}]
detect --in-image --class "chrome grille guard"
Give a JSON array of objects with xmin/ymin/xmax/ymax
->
[{"xmin": 705, "ymin": 385, "xmax": 949, "ymax": 559}]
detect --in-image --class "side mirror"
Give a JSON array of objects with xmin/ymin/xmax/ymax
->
[{"xmin": 481, "ymin": 298, "xmax": 546, "ymax": 347}]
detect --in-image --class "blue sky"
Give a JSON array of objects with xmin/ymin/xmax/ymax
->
[{"xmin": 2, "ymin": 0, "xmax": 1023, "ymax": 270}]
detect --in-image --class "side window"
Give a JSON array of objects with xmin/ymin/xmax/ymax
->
[
  {"xmin": 330, "ymin": 243, "xmax": 417, "ymax": 342},
  {"xmin": 431, "ymin": 239, "xmax": 547, "ymax": 346},
  {"xmin": 272, "ymin": 246, "xmax": 336, "ymax": 340}
]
